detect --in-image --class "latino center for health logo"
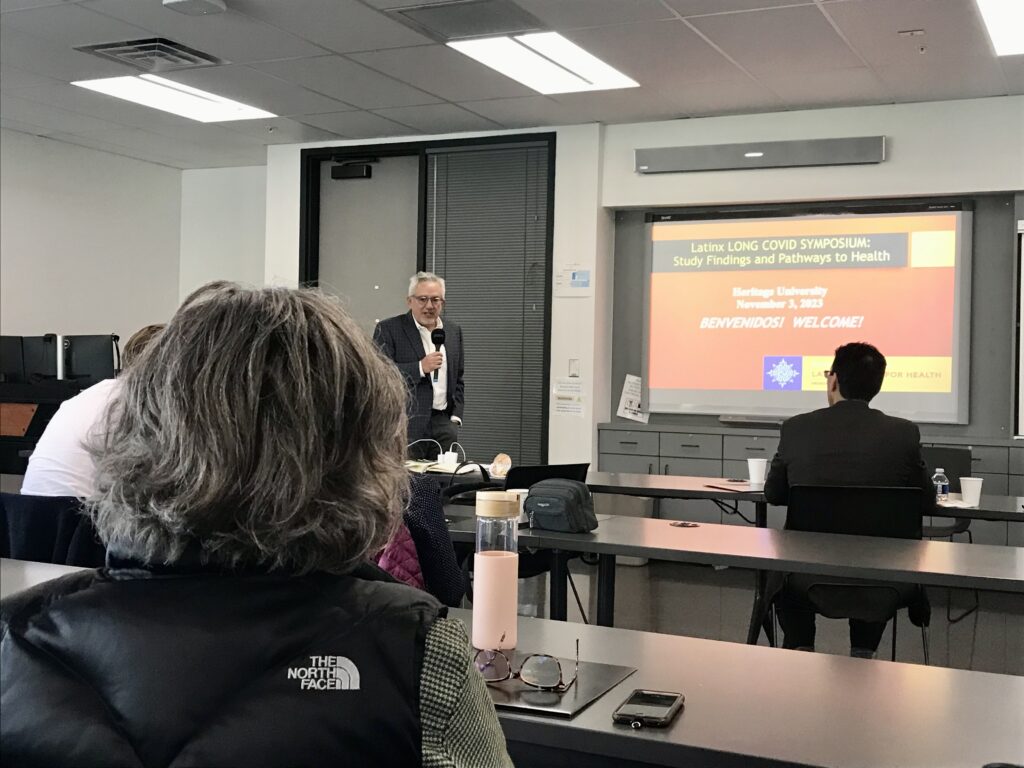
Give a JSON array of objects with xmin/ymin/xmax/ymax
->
[
  {"xmin": 287, "ymin": 655, "xmax": 361, "ymax": 691},
  {"xmin": 763, "ymin": 356, "xmax": 802, "ymax": 390}
]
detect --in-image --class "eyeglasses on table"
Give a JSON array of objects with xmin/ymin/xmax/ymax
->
[{"xmin": 474, "ymin": 637, "xmax": 579, "ymax": 693}]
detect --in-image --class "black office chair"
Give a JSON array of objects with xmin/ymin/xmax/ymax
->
[
  {"xmin": 775, "ymin": 485, "xmax": 930, "ymax": 663},
  {"xmin": 0, "ymin": 492, "xmax": 106, "ymax": 567},
  {"xmin": 921, "ymin": 446, "xmax": 978, "ymax": 624}
]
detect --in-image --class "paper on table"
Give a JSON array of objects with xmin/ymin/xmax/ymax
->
[{"xmin": 616, "ymin": 374, "xmax": 648, "ymax": 424}]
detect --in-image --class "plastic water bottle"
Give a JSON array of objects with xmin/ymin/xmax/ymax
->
[
  {"xmin": 473, "ymin": 491, "xmax": 519, "ymax": 650},
  {"xmin": 932, "ymin": 468, "xmax": 949, "ymax": 502}
]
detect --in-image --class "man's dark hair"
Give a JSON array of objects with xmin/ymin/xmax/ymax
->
[{"xmin": 830, "ymin": 342, "xmax": 886, "ymax": 402}]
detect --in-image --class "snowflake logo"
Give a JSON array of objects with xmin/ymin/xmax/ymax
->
[{"xmin": 767, "ymin": 358, "xmax": 800, "ymax": 388}]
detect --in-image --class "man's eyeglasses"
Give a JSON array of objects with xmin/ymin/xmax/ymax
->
[
  {"xmin": 412, "ymin": 295, "xmax": 445, "ymax": 306},
  {"xmin": 474, "ymin": 638, "xmax": 579, "ymax": 692}
]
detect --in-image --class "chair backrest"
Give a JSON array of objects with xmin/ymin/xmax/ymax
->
[
  {"xmin": 503, "ymin": 463, "xmax": 589, "ymax": 489},
  {"xmin": 0, "ymin": 492, "xmax": 107, "ymax": 567},
  {"xmin": 921, "ymin": 446, "xmax": 972, "ymax": 493},
  {"xmin": 786, "ymin": 485, "xmax": 923, "ymax": 540}
]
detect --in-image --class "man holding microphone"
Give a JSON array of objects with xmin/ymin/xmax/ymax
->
[{"xmin": 373, "ymin": 271, "xmax": 464, "ymax": 460}]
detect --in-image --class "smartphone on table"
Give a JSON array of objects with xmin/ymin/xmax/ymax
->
[{"xmin": 612, "ymin": 689, "xmax": 685, "ymax": 728}]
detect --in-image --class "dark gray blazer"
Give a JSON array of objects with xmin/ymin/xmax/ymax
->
[
  {"xmin": 764, "ymin": 399, "xmax": 935, "ymax": 518},
  {"xmin": 372, "ymin": 311, "xmax": 464, "ymax": 442}
]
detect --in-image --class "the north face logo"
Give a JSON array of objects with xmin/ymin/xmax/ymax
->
[{"xmin": 286, "ymin": 655, "xmax": 360, "ymax": 691}]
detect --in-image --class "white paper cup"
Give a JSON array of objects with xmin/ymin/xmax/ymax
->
[
  {"xmin": 959, "ymin": 477, "xmax": 983, "ymax": 507},
  {"xmin": 507, "ymin": 489, "xmax": 530, "ymax": 520},
  {"xmin": 747, "ymin": 458, "xmax": 768, "ymax": 487}
]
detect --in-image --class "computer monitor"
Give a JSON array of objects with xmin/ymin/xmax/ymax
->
[
  {"xmin": 65, "ymin": 335, "xmax": 117, "ymax": 387},
  {"xmin": 0, "ymin": 336, "xmax": 25, "ymax": 383},
  {"xmin": 21, "ymin": 335, "xmax": 58, "ymax": 381}
]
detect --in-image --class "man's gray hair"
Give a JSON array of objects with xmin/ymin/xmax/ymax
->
[
  {"xmin": 87, "ymin": 281, "xmax": 409, "ymax": 575},
  {"xmin": 407, "ymin": 271, "xmax": 445, "ymax": 297}
]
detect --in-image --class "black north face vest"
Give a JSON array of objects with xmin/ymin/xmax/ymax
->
[{"xmin": 1, "ymin": 559, "xmax": 442, "ymax": 767}]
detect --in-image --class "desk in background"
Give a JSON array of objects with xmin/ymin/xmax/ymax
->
[{"xmin": 448, "ymin": 516, "xmax": 1024, "ymax": 632}]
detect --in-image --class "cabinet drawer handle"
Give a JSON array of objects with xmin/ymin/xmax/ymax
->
[
  {"xmin": 678, "ymin": 444, "xmax": 700, "ymax": 449},
  {"xmin": 648, "ymin": 463, "xmax": 653, "ymax": 474},
  {"xmin": 746, "ymin": 447, "xmax": 766, "ymax": 452},
  {"xmin": 971, "ymin": 457, "xmax": 982, "ymax": 463},
  {"xmin": 664, "ymin": 464, "xmax": 669, "ymax": 474},
  {"xmin": 619, "ymin": 440, "xmax": 638, "ymax": 446}
]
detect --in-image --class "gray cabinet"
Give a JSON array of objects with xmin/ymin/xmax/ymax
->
[
  {"xmin": 1010, "ymin": 448, "xmax": 1024, "ymax": 477},
  {"xmin": 599, "ymin": 430, "xmax": 659, "ymax": 456},
  {"xmin": 968, "ymin": 446, "xmax": 1009, "ymax": 475},
  {"xmin": 723, "ymin": 435, "xmax": 779, "ymax": 461},
  {"xmin": 659, "ymin": 433, "xmax": 722, "ymax": 460},
  {"xmin": 598, "ymin": 453, "xmax": 658, "ymax": 475}
]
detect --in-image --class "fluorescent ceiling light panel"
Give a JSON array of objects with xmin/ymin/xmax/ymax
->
[
  {"xmin": 71, "ymin": 74, "xmax": 275, "ymax": 122},
  {"xmin": 744, "ymin": 151, "xmax": 764, "ymax": 158},
  {"xmin": 516, "ymin": 32, "xmax": 638, "ymax": 91},
  {"xmin": 448, "ymin": 32, "xmax": 638, "ymax": 94},
  {"xmin": 975, "ymin": 0, "xmax": 1024, "ymax": 55}
]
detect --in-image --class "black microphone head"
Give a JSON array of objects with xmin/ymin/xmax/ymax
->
[{"xmin": 431, "ymin": 328, "xmax": 446, "ymax": 348}]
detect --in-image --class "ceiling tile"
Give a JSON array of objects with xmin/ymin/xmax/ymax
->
[
  {"xmin": 759, "ymin": 66, "xmax": 890, "ymax": 108},
  {"xmin": 360, "ymin": 0, "xmax": 450, "ymax": 8},
  {"xmin": 664, "ymin": 0, "xmax": 817, "ymax": 16},
  {"xmin": 351, "ymin": 44, "xmax": 536, "ymax": 101},
  {"xmin": 61, "ymin": 123, "xmax": 268, "ymax": 165},
  {"xmin": 86, "ymin": 0, "xmax": 327, "ymax": 64},
  {"xmin": 160, "ymin": 65, "xmax": 353, "ymax": 117},
  {"xmin": 0, "ymin": 3, "xmax": 150, "ymax": 48},
  {"xmin": 550, "ymin": 86, "xmax": 691, "ymax": 124},
  {"xmin": 823, "ymin": 0, "xmax": 995, "ymax": 67},
  {"xmin": 0, "ymin": 24, "xmax": 137, "ymax": 80},
  {"xmin": 44, "ymin": 131, "xmax": 190, "ymax": 167},
  {"xmin": 874, "ymin": 56, "xmax": 1008, "ymax": 101},
  {"xmin": 565, "ymin": 19, "xmax": 745, "ymax": 86},
  {"xmin": 690, "ymin": 4, "xmax": 863, "ymax": 74},
  {"xmin": 1, "ymin": 0, "xmax": 74, "ymax": 11},
  {"xmin": 371, "ymin": 103, "xmax": 501, "ymax": 134},
  {"xmin": 0, "ymin": 63, "xmax": 63, "ymax": 90},
  {"xmin": 668, "ymin": 78, "xmax": 785, "ymax": 117},
  {"xmin": 218, "ymin": 117, "xmax": 341, "ymax": 144},
  {"xmin": 252, "ymin": 55, "xmax": 441, "ymax": 110},
  {"xmin": 456, "ymin": 96, "xmax": 593, "ymax": 128},
  {"xmin": 513, "ymin": 0, "xmax": 676, "ymax": 29},
  {"xmin": 0, "ymin": 91, "xmax": 129, "ymax": 134},
  {"xmin": 1, "ymin": 116, "xmax": 56, "ymax": 135},
  {"xmin": 299, "ymin": 109, "xmax": 414, "ymax": 138},
  {"xmin": 228, "ymin": 0, "xmax": 431, "ymax": 53}
]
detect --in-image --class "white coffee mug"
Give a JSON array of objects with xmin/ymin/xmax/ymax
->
[{"xmin": 959, "ymin": 477, "xmax": 983, "ymax": 507}]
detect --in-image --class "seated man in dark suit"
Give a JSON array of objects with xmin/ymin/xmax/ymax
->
[{"xmin": 764, "ymin": 342, "xmax": 934, "ymax": 657}]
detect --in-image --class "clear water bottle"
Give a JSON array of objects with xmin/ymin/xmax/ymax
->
[
  {"xmin": 473, "ymin": 491, "xmax": 520, "ymax": 651},
  {"xmin": 931, "ymin": 467, "xmax": 949, "ymax": 502}
]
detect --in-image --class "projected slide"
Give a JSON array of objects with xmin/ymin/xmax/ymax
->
[{"xmin": 646, "ymin": 210, "xmax": 970, "ymax": 423}]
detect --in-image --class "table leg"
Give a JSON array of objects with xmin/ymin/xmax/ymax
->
[
  {"xmin": 549, "ymin": 550, "xmax": 568, "ymax": 621},
  {"xmin": 755, "ymin": 500, "xmax": 768, "ymax": 528},
  {"xmin": 746, "ymin": 570, "xmax": 776, "ymax": 646},
  {"xmin": 596, "ymin": 554, "xmax": 617, "ymax": 626}
]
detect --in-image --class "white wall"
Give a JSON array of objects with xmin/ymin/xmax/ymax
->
[
  {"xmin": 602, "ymin": 96, "xmax": 1024, "ymax": 207},
  {"xmin": 179, "ymin": 165, "xmax": 266, "ymax": 300},
  {"xmin": 0, "ymin": 129, "xmax": 181, "ymax": 343},
  {"xmin": 259, "ymin": 96, "xmax": 1024, "ymax": 463}
]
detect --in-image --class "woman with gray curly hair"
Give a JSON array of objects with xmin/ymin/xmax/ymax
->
[{"xmin": 0, "ymin": 282, "xmax": 512, "ymax": 768}]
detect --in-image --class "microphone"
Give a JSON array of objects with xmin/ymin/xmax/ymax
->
[{"xmin": 430, "ymin": 328, "xmax": 445, "ymax": 382}]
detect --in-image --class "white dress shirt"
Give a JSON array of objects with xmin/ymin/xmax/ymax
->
[
  {"xmin": 20, "ymin": 378, "xmax": 120, "ymax": 498},
  {"xmin": 414, "ymin": 316, "xmax": 449, "ymax": 412}
]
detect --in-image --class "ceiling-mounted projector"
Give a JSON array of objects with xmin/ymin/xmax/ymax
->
[{"xmin": 163, "ymin": 0, "xmax": 227, "ymax": 15}]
